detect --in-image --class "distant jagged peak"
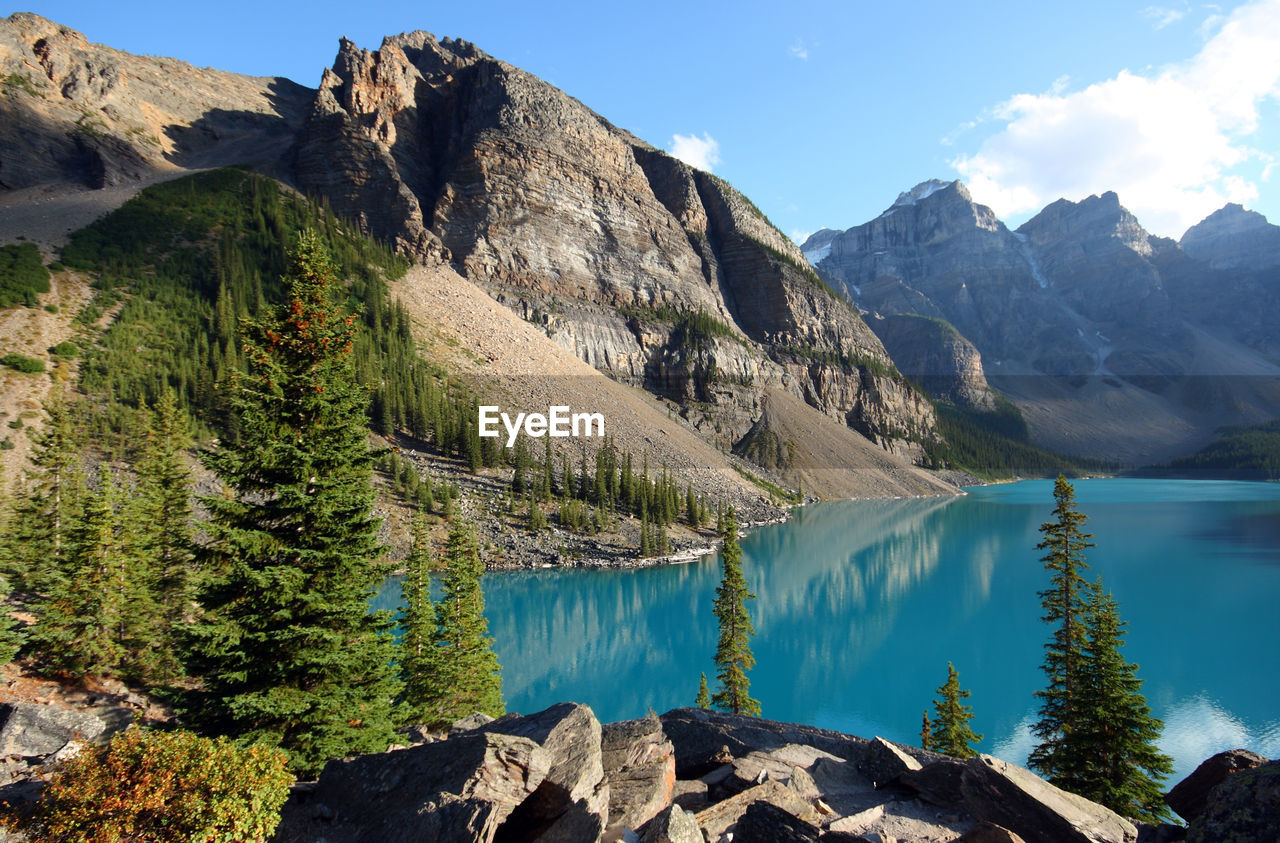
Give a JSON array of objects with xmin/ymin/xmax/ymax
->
[
  {"xmin": 1184, "ymin": 202, "xmax": 1274, "ymax": 235},
  {"xmin": 1018, "ymin": 190, "xmax": 1153, "ymax": 256},
  {"xmin": 891, "ymin": 178, "xmax": 966, "ymax": 208},
  {"xmin": 1181, "ymin": 201, "xmax": 1280, "ymax": 270}
]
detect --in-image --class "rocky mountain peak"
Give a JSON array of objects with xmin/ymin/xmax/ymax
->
[
  {"xmin": 1019, "ymin": 191, "xmax": 1153, "ymax": 257},
  {"xmin": 891, "ymin": 178, "xmax": 963, "ymax": 208},
  {"xmin": 1180, "ymin": 202, "xmax": 1280, "ymax": 270},
  {"xmin": 1, "ymin": 14, "xmax": 312, "ymax": 191},
  {"xmin": 294, "ymin": 28, "xmax": 939, "ymax": 457}
]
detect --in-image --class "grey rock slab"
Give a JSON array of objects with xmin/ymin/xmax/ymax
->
[
  {"xmin": 899, "ymin": 755, "xmax": 1140, "ymax": 843},
  {"xmin": 660, "ymin": 707, "xmax": 867, "ymax": 778},
  {"xmin": 694, "ymin": 780, "xmax": 821, "ymax": 842},
  {"xmin": 732, "ymin": 799, "xmax": 824, "ymax": 842},
  {"xmin": 638, "ymin": 804, "xmax": 702, "ymax": 843},
  {"xmin": 857, "ymin": 737, "xmax": 923, "ymax": 788},
  {"xmin": 0, "ymin": 703, "xmax": 109, "ymax": 759},
  {"xmin": 451, "ymin": 712, "xmax": 497, "ymax": 736}
]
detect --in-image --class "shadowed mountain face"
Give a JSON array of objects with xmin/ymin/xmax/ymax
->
[{"xmin": 805, "ymin": 181, "xmax": 1280, "ymax": 463}]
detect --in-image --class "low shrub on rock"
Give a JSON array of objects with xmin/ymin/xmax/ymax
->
[
  {"xmin": 0, "ymin": 353, "xmax": 45, "ymax": 374},
  {"xmin": 8, "ymin": 728, "xmax": 293, "ymax": 842}
]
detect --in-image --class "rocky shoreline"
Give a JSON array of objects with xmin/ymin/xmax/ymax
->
[{"xmin": 3, "ymin": 696, "xmax": 1274, "ymax": 842}]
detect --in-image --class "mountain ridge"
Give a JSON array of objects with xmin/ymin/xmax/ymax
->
[{"xmin": 804, "ymin": 180, "xmax": 1280, "ymax": 463}]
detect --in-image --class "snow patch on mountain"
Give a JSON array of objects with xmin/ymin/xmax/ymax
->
[{"xmin": 1013, "ymin": 232, "xmax": 1049, "ymax": 289}]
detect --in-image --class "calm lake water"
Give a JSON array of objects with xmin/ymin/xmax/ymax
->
[{"xmin": 375, "ymin": 478, "xmax": 1280, "ymax": 782}]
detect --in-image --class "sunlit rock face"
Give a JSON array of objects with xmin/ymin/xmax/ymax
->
[{"xmin": 293, "ymin": 32, "xmax": 942, "ymax": 457}]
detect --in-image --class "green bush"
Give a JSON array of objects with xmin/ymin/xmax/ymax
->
[
  {"xmin": 0, "ymin": 242, "xmax": 51, "ymax": 308},
  {"xmin": 9, "ymin": 728, "xmax": 293, "ymax": 843},
  {"xmin": 49, "ymin": 341, "xmax": 79, "ymax": 358},
  {"xmin": 44, "ymin": 304, "xmax": 58, "ymax": 313},
  {"xmin": 0, "ymin": 437, "xmax": 13, "ymax": 450},
  {"xmin": 0, "ymin": 353, "xmax": 45, "ymax": 374}
]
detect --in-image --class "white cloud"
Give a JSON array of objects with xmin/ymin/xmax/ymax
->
[
  {"xmin": 789, "ymin": 38, "xmax": 809, "ymax": 61},
  {"xmin": 789, "ymin": 229, "xmax": 812, "ymax": 245},
  {"xmin": 669, "ymin": 132, "xmax": 722, "ymax": 173},
  {"xmin": 1142, "ymin": 3, "xmax": 1189, "ymax": 28},
  {"xmin": 951, "ymin": 0, "xmax": 1280, "ymax": 237}
]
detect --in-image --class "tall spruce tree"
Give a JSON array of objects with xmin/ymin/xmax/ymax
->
[
  {"xmin": 399, "ymin": 505, "xmax": 438, "ymax": 724},
  {"xmin": 183, "ymin": 232, "xmax": 400, "ymax": 776},
  {"xmin": 930, "ymin": 662, "xmax": 983, "ymax": 758},
  {"xmin": 1072, "ymin": 579, "xmax": 1173, "ymax": 821},
  {"xmin": 8, "ymin": 389, "xmax": 83, "ymax": 594},
  {"xmin": 130, "ymin": 390, "xmax": 194, "ymax": 683},
  {"xmin": 1029, "ymin": 475, "xmax": 1095, "ymax": 785},
  {"xmin": 711, "ymin": 509, "xmax": 760, "ymax": 716},
  {"xmin": 29, "ymin": 468, "xmax": 126, "ymax": 678},
  {"xmin": 416, "ymin": 518, "xmax": 504, "ymax": 727}
]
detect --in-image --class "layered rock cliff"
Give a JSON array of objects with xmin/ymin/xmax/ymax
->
[
  {"xmin": 293, "ymin": 32, "xmax": 940, "ymax": 458},
  {"xmin": 867, "ymin": 313, "xmax": 996, "ymax": 412}
]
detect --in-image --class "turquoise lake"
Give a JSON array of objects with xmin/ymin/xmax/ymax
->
[{"xmin": 375, "ymin": 478, "xmax": 1280, "ymax": 782}]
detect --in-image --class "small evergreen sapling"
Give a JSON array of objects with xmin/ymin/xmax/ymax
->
[
  {"xmin": 695, "ymin": 672, "xmax": 711, "ymax": 709},
  {"xmin": 929, "ymin": 662, "xmax": 983, "ymax": 758}
]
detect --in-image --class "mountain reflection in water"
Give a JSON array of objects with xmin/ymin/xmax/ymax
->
[{"xmin": 375, "ymin": 479, "xmax": 1280, "ymax": 782}]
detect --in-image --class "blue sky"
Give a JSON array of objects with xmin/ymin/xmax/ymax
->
[{"xmin": 9, "ymin": 0, "xmax": 1280, "ymax": 239}]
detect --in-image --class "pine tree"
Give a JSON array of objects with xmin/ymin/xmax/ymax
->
[
  {"xmin": 399, "ymin": 506, "xmax": 438, "ymax": 724},
  {"xmin": 920, "ymin": 711, "xmax": 931, "ymax": 751},
  {"xmin": 130, "ymin": 390, "xmax": 194, "ymax": 683},
  {"xmin": 711, "ymin": 509, "xmax": 760, "ymax": 716},
  {"xmin": 8, "ymin": 389, "xmax": 83, "ymax": 594},
  {"xmin": 695, "ymin": 672, "xmax": 711, "ymax": 709},
  {"xmin": 0, "ymin": 570, "xmax": 25, "ymax": 665},
  {"xmin": 1071, "ymin": 579, "xmax": 1173, "ymax": 822},
  {"xmin": 417, "ymin": 518, "xmax": 504, "ymax": 728},
  {"xmin": 30, "ymin": 468, "xmax": 126, "ymax": 678},
  {"xmin": 930, "ymin": 662, "xmax": 983, "ymax": 758},
  {"xmin": 1029, "ymin": 475, "xmax": 1095, "ymax": 785},
  {"xmin": 182, "ymin": 232, "xmax": 401, "ymax": 776},
  {"xmin": 526, "ymin": 492, "xmax": 546, "ymax": 532}
]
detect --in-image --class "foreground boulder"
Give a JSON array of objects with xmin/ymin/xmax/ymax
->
[
  {"xmin": 479, "ymin": 703, "xmax": 609, "ymax": 841},
  {"xmin": 1165, "ymin": 748, "xmax": 1266, "ymax": 823},
  {"xmin": 898, "ymin": 754, "xmax": 1138, "ymax": 843},
  {"xmin": 659, "ymin": 707, "xmax": 871, "ymax": 777},
  {"xmin": 600, "ymin": 713, "xmax": 676, "ymax": 830},
  {"xmin": 275, "ymin": 731, "xmax": 550, "ymax": 842},
  {"xmin": 1187, "ymin": 759, "xmax": 1280, "ymax": 842}
]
